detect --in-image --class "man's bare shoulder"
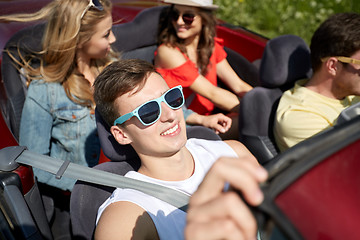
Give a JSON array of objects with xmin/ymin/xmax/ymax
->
[
  {"xmin": 95, "ymin": 201, "xmax": 159, "ymax": 240},
  {"xmin": 224, "ymin": 140, "xmax": 256, "ymax": 160}
]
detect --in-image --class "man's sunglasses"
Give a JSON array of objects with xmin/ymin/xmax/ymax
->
[
  {"xmin": 80, "ymin": 0, "xmax": 104, "ymax": 19},
  {"xmin": 170, "ymin": 9, "xmax": 196, "ymax": 25},
  {"xmin": 113, "ymin": 85, "xmax": 184, "ymax": 126},
  {"xmin": 321, "ymin": 56, "xmax": 360, "ymax": 65}
]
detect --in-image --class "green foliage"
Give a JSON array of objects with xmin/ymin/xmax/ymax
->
[{"xmin": 214, "ymin": 0, "xmax": 360, "ymax": 44}]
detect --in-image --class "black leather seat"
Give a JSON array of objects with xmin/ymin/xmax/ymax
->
[
  {"xmin": 70, "ymin": 161, "xmax": 139, "ymax": 239},
  {"xmin": 1, "ymin": 23, "xmax": 45, "ymax": 141},
  {"xmin": 111, "ymin": 5, "xmax": 167, "ymax": 63},
  {"xmin": 238, "ymin": 34, "xmax": 312, "ymax": 165}
]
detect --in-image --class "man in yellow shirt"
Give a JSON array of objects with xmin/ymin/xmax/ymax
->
[{"xmin": 274, "ymin": 12, "xmax": 360, "ymax": 152}]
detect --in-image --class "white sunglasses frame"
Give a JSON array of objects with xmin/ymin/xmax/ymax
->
[
  {"xmin": 113, "ymin": 85, "xmax": 184, "ymax": 126},
  {"xmin": 80, "ymin": 0, "xmax": 103, "ymax": 19}
]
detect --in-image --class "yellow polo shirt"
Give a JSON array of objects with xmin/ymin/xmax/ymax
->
[{"xmin": 274, "ymin": 79, "xmax": 360, "ymax": 152}]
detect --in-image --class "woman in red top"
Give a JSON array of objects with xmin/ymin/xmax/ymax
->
[{"xmin": 155, "ymin": 0, "xmax": 252, "ymax": 139}]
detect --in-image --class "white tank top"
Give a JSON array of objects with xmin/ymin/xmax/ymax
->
[{"xmin": 96, "ymin": 138, "xmax": 238, "ymax": 239}]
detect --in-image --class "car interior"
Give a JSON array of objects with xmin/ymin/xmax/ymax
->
[
  {"xmin": 0, "ymin": 5, "xmax": 259, "ymax": 240},
  {"xmin": 1, "ymin": 23, "xmax": 44, "ymax": 141},
  {"xmin": 0, "ymin": 146, "xmax": 52, "ymax": 240},
  {"xmin": 1, "ymin": 4, "xmax": 360, "ymax": 240}
]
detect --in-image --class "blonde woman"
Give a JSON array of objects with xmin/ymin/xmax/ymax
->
[
  {"xmin": 155, "ymin": 0, "xmax": 253, "ymax": 139},
  {"xmin": 1, "ymin": 0, "xmax": 116, "ymax": 191},
  {"xmin": 0, "ymin": 0, "xmax": 116, "ymax": 236}
]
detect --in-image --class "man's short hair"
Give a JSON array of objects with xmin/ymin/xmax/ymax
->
[
  {"xmin": 310, "ymin": 12, "xmax": 360, "ymax": 71},
  {"xmin": 94, "ymin": 59, "xmax": 158, "ymax": 126}
]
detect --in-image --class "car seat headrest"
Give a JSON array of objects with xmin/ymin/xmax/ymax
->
[
  {"xmin": 4, "ymin": 23, "xmax": 44, "ymax": 54},
  {"xmin": 260, "ymin": 34, "xmax": 312, "ymax": 89},
  {"xmin": 95, "ymin": 108, "xmax": 140, "ymax": 162},
  {"xmin": 112, "ymin": 6, "xmax": 168, "ymax": 52}
]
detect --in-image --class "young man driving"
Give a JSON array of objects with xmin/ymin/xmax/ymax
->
[{"xmin": 93, "ymin": 59, "xmax": 266, "ymax": 239}]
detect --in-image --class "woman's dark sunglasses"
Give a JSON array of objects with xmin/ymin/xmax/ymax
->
[
  {"xmin": 113, "ymin": 86, "xmax": 184, "ymax": 126},
  {"xmin": 170, "ymin": 9, "xmax": 196, "ymax": 25},
  {"xmin": 81, "ymin": 0, "xmax": 104, "ymax": 19}
]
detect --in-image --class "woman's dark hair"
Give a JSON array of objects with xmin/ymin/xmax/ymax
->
[{"xmin": 157, "ymin": 5, "xmax": 217, "ymax": 75}]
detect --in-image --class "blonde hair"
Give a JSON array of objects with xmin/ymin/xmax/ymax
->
[{"xmin": 0, "ymin": 0, "xmax": 117, "ymax": 109}]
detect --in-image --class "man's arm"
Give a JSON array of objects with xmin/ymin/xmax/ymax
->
[
  {"xmin": 185, "ymin": 156, "xmax": 268, "ymax": 240},
  {"xmin": 95, "ymin": 201, "xmax": 159, "ymax": 240},
  {"xmin": 224, "ymin": 140, "xmax": 261, "ymax": 166}
]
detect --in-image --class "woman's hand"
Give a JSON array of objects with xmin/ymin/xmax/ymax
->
[
  {"xmin": 200, "ymin": 113, "xmax": 232, "ymax": 134},
  {"xmin": 186, "ymin": 112, "xmax": 232, "ymax": 134}
]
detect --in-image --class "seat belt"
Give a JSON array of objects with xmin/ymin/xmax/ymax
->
[{"xmin": 1, "ymin": 146, "xmax": 189, "ymax": 212}]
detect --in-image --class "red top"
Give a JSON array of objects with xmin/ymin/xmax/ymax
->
[{"xmin": 156, "ymin": 38, "xmax": 227, "ymax": 115}]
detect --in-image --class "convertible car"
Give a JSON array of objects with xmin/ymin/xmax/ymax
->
[{"xmin": 1, "ymin": 1, "xmax": 359, "ymax": 240}]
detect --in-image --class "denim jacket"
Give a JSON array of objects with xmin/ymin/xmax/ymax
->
[{"xmin": 19, "ymin": 80, "xmax": 100, "ymax": 191}]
